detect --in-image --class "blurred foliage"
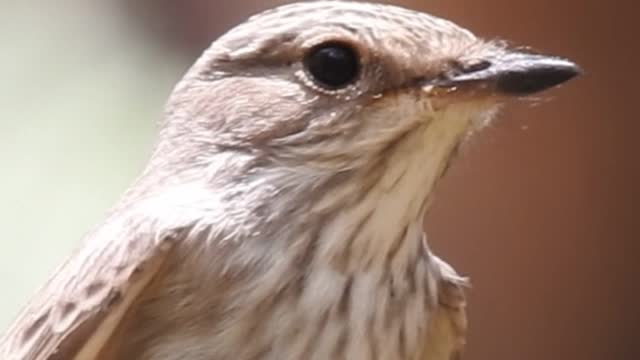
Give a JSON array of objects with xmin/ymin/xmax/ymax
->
[{"xmin": 0, "ymin": 1, "xmax": 187, "ymax": 328}]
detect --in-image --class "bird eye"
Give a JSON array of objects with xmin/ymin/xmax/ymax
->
[{"xmin": 304, "ymin": 42, "xmax": 360, "ymax": 89}]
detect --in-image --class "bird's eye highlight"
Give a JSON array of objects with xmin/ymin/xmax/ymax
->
[{"xmin": 304, "ymin": 42, "xmax": 360, "ymax": 89}]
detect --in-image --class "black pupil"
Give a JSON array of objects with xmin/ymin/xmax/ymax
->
[{"xmin": 305, "ymin": 44, "xmax": 359, "ymax": 88}]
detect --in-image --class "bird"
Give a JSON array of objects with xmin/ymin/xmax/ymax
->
[{"xmin": 0, "ymin": 1, "xmax": 579, "ymax": 359}]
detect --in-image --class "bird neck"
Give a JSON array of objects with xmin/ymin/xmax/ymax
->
[
  {"xmin": 139, "ymin": 104, "xmax": 477, "ymax": 278},
  {"xmin": 306, "ymin": 111, "xmax": 471, "ymax": 273},
  {"xmin": 198, "ymin": 106, "xmax": 475, "ymax": 278}
]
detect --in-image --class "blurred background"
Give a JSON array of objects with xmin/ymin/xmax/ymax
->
[{"xmin": 0, "ymin": 0, "xmax": 637, "ymax": 359}]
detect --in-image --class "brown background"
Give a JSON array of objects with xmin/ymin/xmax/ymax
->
[{"xmin": 1, "ymin": 0, "xmax": 637, "ymax": 359}]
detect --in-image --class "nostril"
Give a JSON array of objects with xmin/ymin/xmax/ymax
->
[
  {"xmin": 447, "ymin": 59, "xmax": 492, "ymax": 76},
  {"xmin": 460, "ymin": 60, "xmax": 492, "ymax": 74}
]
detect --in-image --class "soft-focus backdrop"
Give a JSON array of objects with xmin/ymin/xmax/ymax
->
[{"xmin": 1, "ymin": 1, "xmax": 637, "ymax": 359}]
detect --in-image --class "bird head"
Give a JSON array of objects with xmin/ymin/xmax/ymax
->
[
  {"xmin": 150, "ymin": 1, "xmax": 579, "ymax": 245},
  {"xmin": 160, "ymin": 1, "xmax": 578, "ymax": 178}
]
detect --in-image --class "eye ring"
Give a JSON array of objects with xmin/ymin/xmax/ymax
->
[{"xmin": 303, "ymin": 41, "xmax": 360, "ymax": 89}]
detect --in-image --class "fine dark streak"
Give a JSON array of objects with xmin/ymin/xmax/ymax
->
[
  {"xmin": 412, "ymin": 237, "xmax": 428, "ymax": 296},
  {"xmin": 384, "ymin": 225, "xmax": 409, "ymax": 271},
  {"xmin": 334, "ymin": 210, "xmax": 374, "ymax": 272},
  {"xmin": 332, "ymin": 327, "xmax": 349, "ymax": 360},
  {"xmin": 385, "ymin": 164, "xmax": 409, "ymax": 193},
  {"xmin": 337, "ymin": 277, "xmax": 353, "ymax": 317},
  {"xmin": 85, "ymin": 281, "xmax": 108, "ymax": 298},
  {"xmin": 21, "ymin": 310, "xmax": 49, "ymax": 344},
  {"xmin": 56, "ymin": 301, "xmax": 76, "ymax": 324},
  {"xmin": 397, "ymin": 325, "xmax": 407, "ymax": 359},
  {"xmin": 308, "ymin": 171, "xmax": 363, "ymax": 217},
  {"xmin": 299, "ymin": 309, "xmax": 331, "ymax": 359},
  {"xmin": 366, "ymin": 315, "xmax": 379, "ymax": 360},
  {"xmin": 289, "ymin": 269, "xmax": 306, "ymax": 300},
  {"xmin": 295, "ymin": 217, "xmax": 325, "ymax": 270},
  {"xmin": 438, "ymin": 140, "xmax": 462, "ymax": 180},
  {"xmin": 376, "ymin": 125, "xmax": 418, "ymax": 162},
  {"xmin": 244, "ymin": 287, "xmax": 285, "ymax": 343},
  {"xmin": 246, "ymin": 344, "xmax": 273, "ymax": 360},
  {"xmin": 343, "ymin": 167, "xmax": 382, "ymax": 210},
  {"xmin": 382, "ymin": 273, "xmax": 407, "ymax": 331},
  {"xmin": 405, "ymin": 259, "xmax": 418, "ymax": 295}
]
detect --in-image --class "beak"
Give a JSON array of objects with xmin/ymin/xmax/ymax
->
[{"xmin": 435, "ymin": 51, "xmax": 581, "ymax": 96}]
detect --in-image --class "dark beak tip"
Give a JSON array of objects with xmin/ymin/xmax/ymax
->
[{"xmin": 496, "ymin": 59, "xmax": 581, "ymax": 96}]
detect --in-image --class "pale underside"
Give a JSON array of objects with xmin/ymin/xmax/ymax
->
[
  {"xmin": 0, "ymin": 229, "xmax": 467, "ymax": 360},
  {"xmin": 0, "ymin": 101, "xmax": 484, "ymax": 360}
]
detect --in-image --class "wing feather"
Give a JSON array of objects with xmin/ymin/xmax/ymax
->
[
  {"xmin": 422, "ymin": 257, "xmax": 468, "ymax": 360},
  {"xmin": 0, "ymin": 216, "xmax": 180, "ymax": 360}
]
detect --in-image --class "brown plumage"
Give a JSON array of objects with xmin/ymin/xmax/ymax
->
[{"xmin": 0, "ymin": 1, "xmax": 578, "ymax": 359}]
